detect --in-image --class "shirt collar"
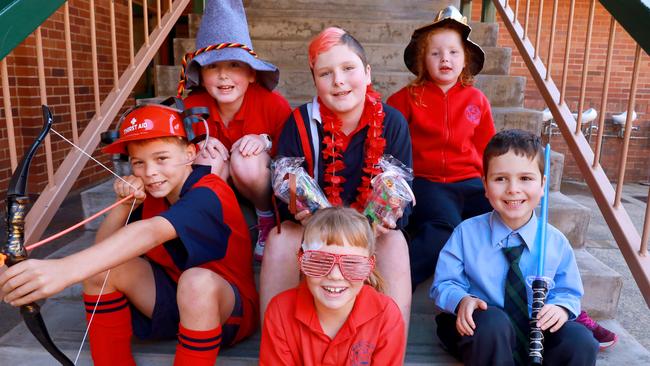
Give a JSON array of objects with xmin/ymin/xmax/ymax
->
[
  {"xmin": 424, "ymin": 80, "xmax": 463, "ymax": 95},
  {"xmin": 489, "ymin": 210, "xmax": 538, "ymax": 250},
  {"xmin": 294, "ymin": 280, "xmax": 384, "ymax": 339},
  {"xmin": 179, "ymin": 165, "xmax": 211, "ymax": 197},
  {"xmin": 309, "ymin": 96, "xmax": 322, "ymax": 125}
]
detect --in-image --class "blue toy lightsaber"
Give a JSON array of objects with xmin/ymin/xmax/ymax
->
[{"xmin": 529, "ymin": 144, "xmax": 552, "ymax": 366}]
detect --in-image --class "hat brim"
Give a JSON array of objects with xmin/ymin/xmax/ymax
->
[
  {"xmin": 404, "ymin": 19, "xmax": 485, "ymax": 76},
  {"xmin": 184, "ymin": 47, "xmax": 280, "ymax": 91},
  {"xmin": 102, "ymin": 131, "xmax": 183, "ymax": 155}
]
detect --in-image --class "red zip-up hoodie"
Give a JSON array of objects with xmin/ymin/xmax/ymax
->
[{"xmin": 387, "ymin": 81, "xmax": 495, "ymax": 183}]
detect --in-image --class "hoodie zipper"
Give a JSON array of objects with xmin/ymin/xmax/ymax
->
[{"xmin": 441, "ymin": 93, "xmax": 449, "ymax": 183}]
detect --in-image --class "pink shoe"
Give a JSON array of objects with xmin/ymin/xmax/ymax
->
[
  {"xmin": 254, "ymin": 215, "xmax": 275, "ymax": 262},
  {"xmin": 576, "ymin": 311, "xmax": 618, "ymax": 350}
]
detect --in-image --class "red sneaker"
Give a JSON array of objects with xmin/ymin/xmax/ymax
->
[{"xmin": 576, "ymin": 311, "xmax": 618, "ymax": 350}]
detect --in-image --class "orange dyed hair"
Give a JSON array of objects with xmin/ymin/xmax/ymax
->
[{"xmin": 308, "ymin": 27, "xmax": 368, "ymax": 70}]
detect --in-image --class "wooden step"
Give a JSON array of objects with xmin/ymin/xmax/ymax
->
[
  {"xmin": 172, "ymin": 38, "xmax": 511, "ymax": 76},
  {"xmin": 155, "ymin": 65, "xmax": 524, "ymax": 109},
  {"xmin": 189, "ymin": 13, "xmax": 499, "ymax": 48}
]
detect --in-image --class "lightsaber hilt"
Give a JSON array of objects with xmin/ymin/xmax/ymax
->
[{"xmin": 529, "ymin": 278, "xmax": 549, "ymax": 365}]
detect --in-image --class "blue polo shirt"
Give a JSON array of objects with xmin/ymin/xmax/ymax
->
[
  {"xmin": 276, "ymin": 98, "xmax": 413, "ymax": 228},
  {"xmin": 431, "ymin": 211, "xmax": 583, "ymax": 319}
]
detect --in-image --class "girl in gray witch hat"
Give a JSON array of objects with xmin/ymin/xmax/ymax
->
[
  {"xmin": 386, "ymin": 5, "xmax": 496, "ymax": 290},
  {"xmin": 180, "ymin": 0, "xmax": 292, "ymax": 262}
]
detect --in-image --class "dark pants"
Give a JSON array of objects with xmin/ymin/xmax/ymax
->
[
  {"xmin": 407, "ymin": 177, "xmax": 492, "ymax": 289},
  {"xmin": 436, "ymin": 307, "xmax": 599, "ymax": 366}
]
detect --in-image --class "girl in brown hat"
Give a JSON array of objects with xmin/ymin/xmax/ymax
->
[{"xmin": 387, "ymin": 6, "xmax": 496, "ymax": 291}]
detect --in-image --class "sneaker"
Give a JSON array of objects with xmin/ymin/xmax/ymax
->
[
  {"xmin": 254, "ymin": 215, "xmax": 275, "ymax": 262},
  {"xmin": 576, "ymin": 310, "xmax": 618, "ymax": 350}
]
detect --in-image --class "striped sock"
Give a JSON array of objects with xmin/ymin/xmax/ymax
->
[
  {"xmin": 83, "ymin": 291, "xmax": 135, "ymax": 366},
  {"xmin": 174, "ymin": 324, "xmax": 222, "ymax": 366}
]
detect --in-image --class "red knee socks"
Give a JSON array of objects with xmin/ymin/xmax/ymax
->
[
  {"xmin": 174, "ymin": 324, "xmax": 222, "ymax": 366},
  {"xmin": 83, "ymin": 291, "xmax": 135, "ymax": 366}
]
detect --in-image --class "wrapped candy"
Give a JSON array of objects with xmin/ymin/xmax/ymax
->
[
  {"xmin": 271, "ymin": 156, "xmax": 330, "ymax": 214},
  {"xmin": 363, "ymin": 155, "xmax": 415, "ymax": 227}
]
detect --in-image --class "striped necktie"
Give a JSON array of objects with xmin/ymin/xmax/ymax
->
[{"xmin": 503, "ymin": 243, "xmax": 529, "ymax": 365}]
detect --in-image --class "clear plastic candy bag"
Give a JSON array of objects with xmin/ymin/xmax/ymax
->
[
  {"xmin": 271, "ymin": 156, "xmax": 330, "ymax": 213},
  {"xmin": 363, "ymin": 155, "xmax": 416, "ymax": 227}
]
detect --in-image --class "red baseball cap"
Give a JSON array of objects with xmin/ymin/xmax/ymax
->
[{"xmin": 102, "ymin": 105, "xmax": 187, "ymax": 154}]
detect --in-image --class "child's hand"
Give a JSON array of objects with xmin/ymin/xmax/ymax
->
[
  {"xmin": 197, "ymin": 136, "xmax": 229, "ymax": 161},
  {"xmin": 0, "ymin": 258, "xmax": 70, "ymax": 307},
  {"xmin": 232, "ymin": 134, "xmax": 266, "ymax": 157},
  {"xmin": 536, "ymin": 304, "xmax": 569, "ymax": 333},
  {"xmin": 114, "ymin": 175, "xmax": 146, "ymax": 206},
  {"xmin": 295, "ymin": 209, "xmax": 312, "ymax": 226},
  {"xmin": 456, "ymin": 295, "xmax": 488, "ymax": 336},
  {"xmin": 372, "ymin": 214, "xmax": 397, "ymax": 238}
]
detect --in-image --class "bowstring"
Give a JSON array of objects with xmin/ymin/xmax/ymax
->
[{"xmin": 49, "ymin": 128, "xmax": 138, "ymax": 364}]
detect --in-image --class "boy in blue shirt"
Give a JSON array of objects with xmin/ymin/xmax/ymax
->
[{"xmin": 431, "ymin": 129, "xmax": 598, "ymax": 365}]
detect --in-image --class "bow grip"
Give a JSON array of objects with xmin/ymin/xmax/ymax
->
[{"xmin": 4, "ymin": 195, "xmax": 30, "ymax": 266}]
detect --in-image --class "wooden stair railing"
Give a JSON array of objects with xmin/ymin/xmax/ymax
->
[
  {"xmin": 490, "ymin": 0, "xmax": 650, "ymax": 307},
  {"xmin": 1, "ymin": 0, "xmax": 190, "ymax": 247}
]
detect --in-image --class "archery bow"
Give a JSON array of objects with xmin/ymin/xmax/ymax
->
[{"xmin": 2, "ymin": 105, "xmax": 74, "ymax": 365}]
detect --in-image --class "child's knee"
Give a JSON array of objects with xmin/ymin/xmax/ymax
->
[
  {"xmin": 177, "ymin": 268, "xmax": 227, "ymax": 308},
  {"xmin": 230, "ymin": 150, "xmax": 269, "ymax": 182},
  {"xmin": 472, "ymin": 307, "xmax": 513, "ymax": 339},
  {"xmin": 264, "ymin": 222, "xmax": 302, "ymax": 258}
]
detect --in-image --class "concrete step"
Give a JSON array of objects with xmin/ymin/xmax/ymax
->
[
  {"xmin": 241, "ymin": 0, "xmax": 445, "ymax": 20},
  {"xmin": 155, "ymin": 65, "xmax": 524, "ymax": 109},
  {"xmin": 549, "ymin": 150, "xmax": 565, "ymax": 192},
  {"xmin": 189, "ymin": 13, "xmax": 499, "ymax": 48},
  {"xmin": 575, "ymin": 248, "xmax": 623, "ymax": 319},
  {"xmin": 172, "ymin": 38, "xmax": 511, "ymax": 76},
  {"xmin": 492, "ymin": 107, "xmax": 544, "ymax": 135},
  {"xmin": 1, "ymin": 287, "xmax": 640, "ymax": 365},
  {"xmin": 412, "ymin": 248, "xmax": 622, "ymax": 320},
  {"xmin": 548, "ymin": 191, "xmax": 591, "ymax": 249}
]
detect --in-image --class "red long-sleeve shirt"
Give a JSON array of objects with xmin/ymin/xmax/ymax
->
[
  {"xmin": 260, "ymin": 282, "xmax": 405, "ymax": 365},
  {"xmin": 387, "ymin": 81, "xmax": 495, "ymax": 183}
]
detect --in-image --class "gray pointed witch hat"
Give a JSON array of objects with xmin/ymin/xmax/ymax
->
[{"xmin": 182, "ymin": 0, "xmax": 279, "ymax": 91}]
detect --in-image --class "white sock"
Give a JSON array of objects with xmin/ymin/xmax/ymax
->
[{"xmin": 255, "ymin": 209, "xmax": 273, "ymax": 218}]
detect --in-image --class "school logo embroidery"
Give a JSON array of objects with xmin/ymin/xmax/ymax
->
[
  {"xmin": 465, "ymin": 104, "xmax": 481, "ymax": 125},
  {"xmin": 350, "ymin": 341, "xmax": 375, "ymax": 365}
]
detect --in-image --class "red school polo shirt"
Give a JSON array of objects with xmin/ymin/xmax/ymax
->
[
  {"xmin": 387, "ymin": 81, "xmax": 495, "ymax": 183},
  {"xmin": 260, "ymin": 281, "xmax": 405, "ymax": 365},
  {"xmin": 184, "ymin": 82, "xmax": 291, "ymax": 153}
]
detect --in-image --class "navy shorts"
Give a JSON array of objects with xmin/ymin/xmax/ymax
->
[{"xmin": 130, "ymin": 261, "xmax": 243, "ymax": 346}]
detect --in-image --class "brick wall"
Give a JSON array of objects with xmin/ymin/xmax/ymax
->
[
  {"xmin": 0, "ymin": 0, "xmax": 138, "ymax": 204},
  {"xmin": 471, "ymin": 0, "xmax": 650, "ymax": 183}
]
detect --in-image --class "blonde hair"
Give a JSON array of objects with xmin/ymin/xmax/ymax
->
[
  {"xmin": 303, "ymin": 207, "xmax": 385, "ymax": 292},
  {"xmin": 408, "ymin": 25, "xmax": 474, "ymax": 106}
]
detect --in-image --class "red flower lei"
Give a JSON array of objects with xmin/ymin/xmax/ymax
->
[{"xmin": 318, "ymin": 90, "xmax": 386, "ymax": 211}]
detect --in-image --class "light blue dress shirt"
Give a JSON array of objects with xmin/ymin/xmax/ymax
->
[{"xmin": 431, "ymin": 211, "xmax": 583, "ymax": 319}]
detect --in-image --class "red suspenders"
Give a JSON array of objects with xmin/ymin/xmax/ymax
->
[{"xmin": 292, "ymin": 108, "xmax": 314, "ymax": 178}]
